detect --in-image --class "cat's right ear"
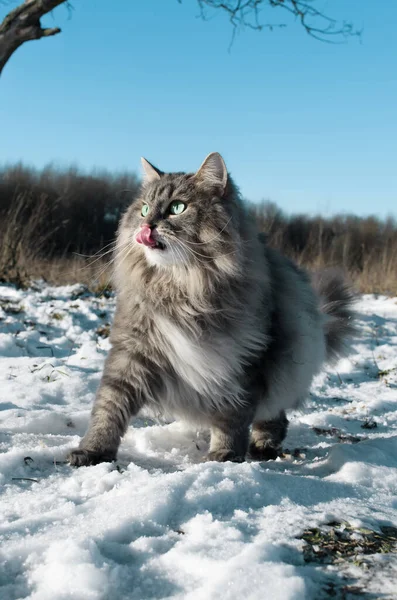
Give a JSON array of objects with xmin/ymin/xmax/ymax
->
[
  {"xmin": 141, "ymin": 158, "xmax": 162, "ymax": 182},
  {"xmin": 194, "ymin": 152, "xmax": 228, "ymax": 193}
]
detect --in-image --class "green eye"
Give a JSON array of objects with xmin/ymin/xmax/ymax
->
[
  {"xmin": 169, "ymin": 201, "xmax": 186, "ymax": 215},
  {"xmin": 141, "ymin": 204, "xmax": 149, "ymax": 217}
]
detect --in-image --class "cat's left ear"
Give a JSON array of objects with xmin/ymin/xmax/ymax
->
[
  {"xmin": 194, "ymin": 152, "xmax": 228, "ymax": 193},
  {"xmin": 141, "ymin": 157, "xmax": 163, "ymax": 182}
]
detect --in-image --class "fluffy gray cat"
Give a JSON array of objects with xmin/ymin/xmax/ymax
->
[{"xmin": 68, "ymin": 152, "xmax": 355, "ymax": 467}]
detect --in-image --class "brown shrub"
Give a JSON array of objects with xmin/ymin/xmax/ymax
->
[{"xmin": 1, "ymin": 165, "xmax": 396, "ymax": 295}]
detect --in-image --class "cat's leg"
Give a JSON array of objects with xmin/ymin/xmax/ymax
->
[
  {"xmin": 207, "ymin": 412, "xmax": 252, "ymax": 463},
  {"xmin": 249, "ymin": 411, "xmax": 289, "ymax": 460},
  {"xmin": 68, "ymin": 349, "xmax": 146, "ymax": 467}
]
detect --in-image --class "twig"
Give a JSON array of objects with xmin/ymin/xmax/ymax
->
[{"xmin": 195, "ymin": 0, "xmax": 360, "ymax": 43}]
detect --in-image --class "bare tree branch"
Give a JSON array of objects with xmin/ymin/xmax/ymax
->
[
  {"xmin": 0, "ymin": 0, "xmax": 66, "ymax": 75},
  {"xmin": 0, "ymin": 0, "xmax": 359, "ymax": 78},
  {"xmin": 193, "ymin": 0, "xmax": 360, "ymax": 43}
]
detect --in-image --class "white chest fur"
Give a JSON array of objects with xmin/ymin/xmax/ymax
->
[{"xmin": 156, "ymin": 316, "xmax": 240, "ymax": 398}]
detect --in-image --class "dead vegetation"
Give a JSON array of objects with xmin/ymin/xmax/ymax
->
[
  {"xmin": 0, "ymin": 164, "xmax": 396, "ymax": 294},
  {"xmin": 300, "ymin": 521, "xmax": 397, "ymax": 565},
  {"xmin": 299, "ymin": 522, "xmax": 397, "ymax": 598},
  {"xmin": 251, "ymin": 201, "xmax": 397, "ymax": 295}
]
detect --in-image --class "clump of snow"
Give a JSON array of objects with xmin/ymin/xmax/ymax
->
[{"xmin": 1, "ymin": 284, "xmax": 397, "ymax": 599}]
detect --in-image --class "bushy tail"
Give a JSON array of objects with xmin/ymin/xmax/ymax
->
[{"xmin": 311, "ymin": 269, "xmax": 357, "ymax": 364}]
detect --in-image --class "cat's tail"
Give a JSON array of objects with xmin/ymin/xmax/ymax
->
[{"xmin": 311, "ymin": 269, "xmax": 357, "ymax": 364}]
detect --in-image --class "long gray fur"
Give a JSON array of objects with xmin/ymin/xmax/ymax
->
[{"xmin": 68, "ymin": 153, "xmax": 356, "ymax": 466}]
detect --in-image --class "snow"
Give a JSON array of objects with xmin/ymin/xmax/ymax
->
[{"xmin": 1, "ymin": 283, "xmax": 397, "ymax": 599}]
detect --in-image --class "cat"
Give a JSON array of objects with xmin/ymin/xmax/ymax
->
[{"xmin": 68, "ymin": 152, "xmax": 356, "ymax": 466}]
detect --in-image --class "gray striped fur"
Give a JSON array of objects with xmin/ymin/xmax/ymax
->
[{"xmin": 68, "ymin": 153, "xmax": 356, "ymax": 466}]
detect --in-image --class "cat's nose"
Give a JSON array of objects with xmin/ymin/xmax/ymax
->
[{"xmin": 136, "ymin": 224, "xmax": 158, "ymax": 247}]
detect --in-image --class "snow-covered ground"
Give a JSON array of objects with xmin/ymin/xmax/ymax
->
[{"xmin": 1, "ymin": 283, "xmax": 397, "ymax": 600}]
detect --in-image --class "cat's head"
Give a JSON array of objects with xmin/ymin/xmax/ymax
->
[{"xmin": 118, "ymin": 152, "xmax": 243, "ymax": 273}]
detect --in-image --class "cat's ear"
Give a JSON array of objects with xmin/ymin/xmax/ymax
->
[
  {"xmin": 141, "ymin": 157, "xmax": 162, "ymax": 182},
  {"xmin": 194, "ymin": 152, "xmax": 228, "ymax": 193}
]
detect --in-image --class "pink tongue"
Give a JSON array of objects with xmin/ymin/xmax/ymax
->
[{"xmin": 136, "ymin": 226, "xmax": 157, "ymax": 247}]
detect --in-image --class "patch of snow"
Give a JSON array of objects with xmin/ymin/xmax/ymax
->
[{"xmin": 1, "ymin": 286, "xmax": 397, "ymax": 599}]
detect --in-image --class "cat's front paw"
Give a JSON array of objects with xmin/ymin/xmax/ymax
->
[
  {"xmin": 206, "ymin": 449, "xmax": 245, "ymax": 463},
  {"xmin": 68, "ymin": 448, "xmax": 116, "ymax": 467},
  {"xmin": 248, "ymin": 442, "xmax": 280, "ymax": 461}
]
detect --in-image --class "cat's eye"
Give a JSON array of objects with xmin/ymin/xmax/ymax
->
[
  {"xmin": 169, "ymin": 201, "xmax": 186, "ymax": 216},
  {"xmin": 141, "ymin": 204, "xmax": 149, "ymax": 217}
]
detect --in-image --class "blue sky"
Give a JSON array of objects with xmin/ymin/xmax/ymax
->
[{"xmin": 1, "ymin": 0, "xmax": 396, "ymax": 217}]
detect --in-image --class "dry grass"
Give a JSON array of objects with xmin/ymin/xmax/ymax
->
[
  {"xmin": 0, "ymin": 165, "xmax": 396, "ymax": 294},
  {"xmin": 251, "ymin": 202, "xmax": 397, "ymax": 295},
  {"xmin": 299, "ymin": 521, "xmax": 397, "ymax": 565},
  {"xmin": 28, "ymin": 255, "xmax": 113, "ymax": 292},
  {"xmin": 0, "ymin": 192, "xmax": 58, "ymax": 287}
]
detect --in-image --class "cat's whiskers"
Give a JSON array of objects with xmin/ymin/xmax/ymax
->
[
  {"xmin": 180, "ymin": 216, "xmax": 233, "ymax": 246},
  {"xmin": 171, "ymin": 243, "xmax": 184, "ymax": 267},
  {"xmin": 91, "ymin": 239, "xmax": 135, "ymax": 284},
  {"xmin": 171, "ymin": 237, "xmax": 196, "ymax": 267},
  {"xmin": 76, "ymin": 247, "xmax": 118, "ymax": 272},
  {"xmin": 163, "ymin": 234, "xmax": 211, "ymax": 261},
  {"xmin": 71, "ymin": 241, "xmax": 119, "ymax": 276},
  {"xmin": 91, "ymin": 248, "xmax": 123, "ymax": 283},
  {"xmin": 72, "ymin": 248, "xmax": 118, "ymax": 277},
  {"xmin": 171, "ymin": 239, "xmax": 187, "ymax": 265},
  {"xmin": 74, "ymin": 240, "xmax": 117, "ymax": 260},
  {"xmin": 167, "ymin": 234, "xmax": 239, "ymax": 263},
  {"xmin": 115, "ymin": 240, "xmax": 138, "ymax": 272},
  {"xmin": 170, "ymin": 237, "xmax": 207, "ymax": 266},
  {"xmin": 92, "ymin": 261, "xmax": 114, "ymax": 285}
]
